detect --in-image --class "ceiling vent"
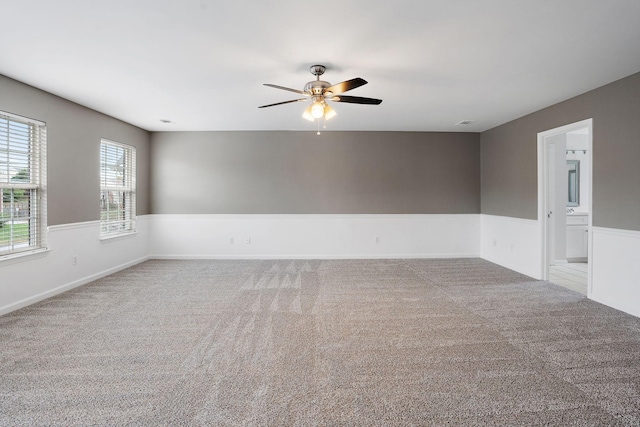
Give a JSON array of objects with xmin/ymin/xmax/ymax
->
[{"xmin": 455, "ymin": 120, "xmax": 475, "ymax": 126}]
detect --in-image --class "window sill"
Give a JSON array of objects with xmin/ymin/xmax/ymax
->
[
  {"xmin": 100, "ymin": 230, "xmax": 138, "ymax": 243},
  {"xmin": 0, "ymin": 247, "xmax": 51, "ymax": 266}
]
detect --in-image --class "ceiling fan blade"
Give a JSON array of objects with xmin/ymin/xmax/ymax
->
[
  {"xmin": 325, "ymin": 78, "xmax": 367, "ymax": 95},
  {"xmin": 258, "ymin": 98, "xmax": 308, "ymax": 108},
  {"xmin": 263, "ymin": 83, "xmax": 309, "ymax": 96},
  {"xmin": 331, "ymin": 95, "xmax": 382, "ymax": 105}
]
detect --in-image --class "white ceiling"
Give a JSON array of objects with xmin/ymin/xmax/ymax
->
[{"xmin": 2, "ymin": 0, "xmax": 640, "ymax": 132}]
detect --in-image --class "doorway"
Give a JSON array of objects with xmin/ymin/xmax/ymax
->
[{"xmin": 537, "ymin": 119, "xmax": 593, "ymax": 296}]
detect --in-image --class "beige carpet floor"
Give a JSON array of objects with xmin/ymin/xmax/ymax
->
[{"xmin": 1, "ymin": 258, "xmax": 639, "ymax": 426}]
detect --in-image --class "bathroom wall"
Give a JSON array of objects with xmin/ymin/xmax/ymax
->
[{"xmin": 566, "ymin": 131, "xmax": 590, "ymax": 214}]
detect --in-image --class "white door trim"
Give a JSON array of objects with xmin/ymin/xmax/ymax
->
[{"xmin": 537, "ymin": 118, "xmax": 593, "ymax": 295}]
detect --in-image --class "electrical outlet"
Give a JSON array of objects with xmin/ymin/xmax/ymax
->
[
  {"xmin": 245, "ymin": 237, "xmax": 251, "ymax": 245},
  {"xmin": 492, "ymin": 239, "xmax": 497, "ymax": 247},
  {"xmin": 72, "ymin": 255, "xmax": 78, "ymax": 265},
  {"xmin": 229, "ymin": 237, "xmax": 234, "ymax": 244},
  {"xmin": 375, "ymin": 236, "xmax": 380, "ymax": 244}
]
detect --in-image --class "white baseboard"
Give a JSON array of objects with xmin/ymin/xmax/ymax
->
[
  {"xmin": 151, "ymin": 253, "xmax": 479, "ymax": 260},
  {"xmin": 149, "ymin": 214, "xmax": 481, "ymax": 260},
  {"xmin": 591, "ymin": 226, "xmax": 640, "ymax": 318},
  {"xmin": 0, "ymin": 255, "xmax": 149, "ymax": 316}
]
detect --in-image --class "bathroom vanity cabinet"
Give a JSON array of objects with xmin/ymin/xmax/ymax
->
[{"xmin": 566, "ymin": 214, "xmax": 588, "ymax": 261}]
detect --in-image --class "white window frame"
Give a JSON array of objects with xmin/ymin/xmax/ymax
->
[
  {"xmin": 100, "ymin": 139, "xmax": 136, "ymax": 238},
  {"xmin": 0, "ymin": 111, "xmax": 47, "ymax": 258}
]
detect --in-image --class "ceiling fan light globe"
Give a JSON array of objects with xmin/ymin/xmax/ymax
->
[
  {"xmin": 311, "ymin": 102, "xmax": 325, "ymax": 119},
  {"xmin": 324, "ymin": 105, "xmax": 337, "ymax": 120},
  {"xmin": 302, "ymin": 106, "xmax": 314, "ymax": 121}
]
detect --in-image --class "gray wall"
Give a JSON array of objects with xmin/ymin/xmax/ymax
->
[
  {"xmin": 481, "ymin": 71, "xmax": 640, "ymax": 231},
  {"xmin": 0, "ymin": 75, "xmax": 150, "ymax": 225},
  {"xmin": 150, "ymin": 131, "xmax": 480, "ymax": 214}
]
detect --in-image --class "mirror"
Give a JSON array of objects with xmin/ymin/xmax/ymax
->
[{"xmin": 567, "ymin": 160, "xmax": 580, "ymax": 206}]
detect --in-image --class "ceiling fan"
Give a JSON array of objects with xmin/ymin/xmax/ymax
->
[{"xmin": 258, "ymin": 65, "xmax": 382, "ymax": 122}]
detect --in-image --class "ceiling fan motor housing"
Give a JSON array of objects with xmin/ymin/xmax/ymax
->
[{"xmin": 304, "ymin": 80, "xmax": 331, "ymax": 96}]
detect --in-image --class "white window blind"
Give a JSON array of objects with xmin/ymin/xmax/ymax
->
[
  {"xmin": 100, "ymin": 139, "xmax": 136, "ymax": 238},
  {"xmin": 0, "ymin": 111, "xmax": 47, "ymax": 256}
]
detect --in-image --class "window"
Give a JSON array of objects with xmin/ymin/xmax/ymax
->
[
  {"xmin": 0, "ymin": 111, "xmax": 47, "ymax": 257},
  {"xmin": 100, "ymin": 139, "xmax": 136, "ymax": 238}
]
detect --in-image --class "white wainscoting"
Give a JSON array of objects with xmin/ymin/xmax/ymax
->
[
  {"xmin": 149, "ymin": 214, "xmax": 480, "ymax": 260},
  {"xmin": 3, "ymin": 215, "xmax": 638, "ymax": 320},
  {"xmin": 480, "ymin": 214, "xmax": 542, "ymax": 279},
  {"xmin": 591, "ymin": 227, "xmax": 640, "ymax": 318},
  {"xmin": 0, "ymin": 217, "xmax": 150, "ymax": 316}
]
